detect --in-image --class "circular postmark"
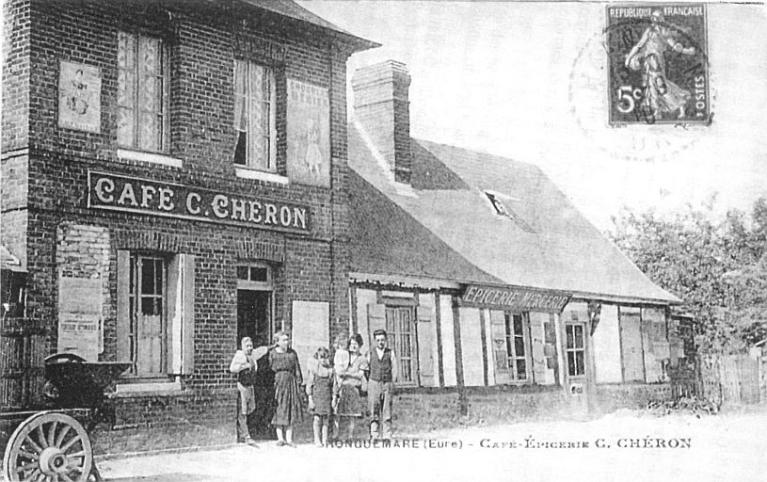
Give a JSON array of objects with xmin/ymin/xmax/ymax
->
[{"xmin": 568, "ymin": 6, "xmax": 715, "ymax": 163}]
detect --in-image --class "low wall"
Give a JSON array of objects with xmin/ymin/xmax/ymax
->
[
  {"xmin": 92, "ymin": 389, "xmax": 236, "ymax": 455},
  {"xmin": 89, "ymin": 382, "xmax": 674, "ymax": 454},
  {"xmin": 595, "ymin": 383, "xmax": 672, "ymax": 413}
]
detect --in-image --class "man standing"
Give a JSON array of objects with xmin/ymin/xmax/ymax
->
[
  {"xmin": 367, "ymin": 329, "xmax": 398, "ymax": 439},
  {"xmin": 230, "ymin": 337, "xmax": 259, "ymax": 446}
]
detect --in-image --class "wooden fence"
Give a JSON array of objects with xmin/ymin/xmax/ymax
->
[{"xmin": 699, "ymin": 354, "xmax": 764, "ymax": 407}]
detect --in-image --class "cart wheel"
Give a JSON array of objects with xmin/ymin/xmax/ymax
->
[{"xmin": 2, "ymin": 411, "xmax": 94, "ymax": 482}]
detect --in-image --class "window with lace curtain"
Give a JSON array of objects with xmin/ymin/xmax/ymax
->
[
  {"xmin": 117, "ymin": 32, "xmax": 169, "ymax": 152},
  {"xmin": 233, "ymin": 59, "xmax": 276, "ymax": 171}
]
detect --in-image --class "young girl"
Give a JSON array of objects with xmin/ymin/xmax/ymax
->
[
  {"xmin": 331, "ymin": 333, "xmax": 349, "ymax": 440},
  {"xmin": 306, "ymin": 347, "xmax": 335, "ymax": 447},
  {"xmin": 269, "ymin": 331, "xmax": 303, "ymax": 447}
]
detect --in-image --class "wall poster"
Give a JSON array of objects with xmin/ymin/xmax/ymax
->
[
  {"xmin": 57, "ymin": 276, "xmax": 103, "ymax": 361},
  {"xmin": 287, "ymin": 79, "xmax": 331, "ymax": 187},
  {"xmin": 58, "ymin": 60, "xmax": 102, "ymax": 133}
]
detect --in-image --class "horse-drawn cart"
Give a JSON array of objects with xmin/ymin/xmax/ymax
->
[{"xmin": 1, "ymin": 354, "xmax": 130, "ymax": 482}]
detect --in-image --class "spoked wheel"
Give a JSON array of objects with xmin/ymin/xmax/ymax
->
[{"xmin": 3, "ymin": 411, "xmax": 93, "ymax": 482}]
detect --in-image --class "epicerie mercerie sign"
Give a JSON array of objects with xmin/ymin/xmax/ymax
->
[
  {"xmin": 87, "ymin": 171, "xmax": 310, "ymax": 233},
  {"xmin": 460, "ymin": 285, "xmax": 571, "ymax": 312}
]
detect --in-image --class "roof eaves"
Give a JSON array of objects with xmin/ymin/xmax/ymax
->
[{"xmin": 240, "ymin": 0, "xmax": 380, "ymax": 52}]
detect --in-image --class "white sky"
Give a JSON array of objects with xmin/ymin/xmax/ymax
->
[{"xmin": 300, "ymin": 1, "xmax": 767, "ymax": 230}]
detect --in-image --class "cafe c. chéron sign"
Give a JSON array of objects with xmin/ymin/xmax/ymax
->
[
  {"xmin": 461, "ymin": 285, "xmax": 570, "ymax": 312},
  {"xmin": 87, "ymin": 171, "xmax": 310, "ymax": 233}
]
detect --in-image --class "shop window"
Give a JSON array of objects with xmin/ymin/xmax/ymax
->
[
  {"xmin": 504, "ymin": 312, "xmax": 528, "ymax": 381},
  {"xmin": 233, "ymin": 59, "xmax": 276, "ymax": 171},
  {"xmin": 566, "ymin": 323, "xmax": 586, "ymax": 376},
  {"xmin": 128, "ymin": 254, "xmax": 167, "ymax": 377},
  {"xmin": 117, "ymin": 32, "xmax": 170, "ymax": 152},
  {"xmin": 117, "ymin": 251, "xmax": 195, "ymax": 380},
  {"xmin": 385, "ymin": 306, "xmax": 417, "ymax": 384}
]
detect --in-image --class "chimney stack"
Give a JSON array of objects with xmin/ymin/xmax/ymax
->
[{"xmin": 352, "ymin": 60, "xmax": 412, "ymax": 184}]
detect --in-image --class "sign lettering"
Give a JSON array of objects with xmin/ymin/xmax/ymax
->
[
  {"xmin": 87, "ymin": 171, "xmax": 310, "ymax": 233},
  {"xmin": 460, "ymin": 285, "xmax": 570, "ymax": 312}
]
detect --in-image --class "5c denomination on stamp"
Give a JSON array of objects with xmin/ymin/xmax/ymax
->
[{"xmin": 606, "ymin": 4, "xmax": 710, "ymax": 125}]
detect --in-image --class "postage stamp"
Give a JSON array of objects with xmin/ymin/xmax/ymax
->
[{"xmin": 606, "ymin": 4, "xmax": 710, "ymax": 125}]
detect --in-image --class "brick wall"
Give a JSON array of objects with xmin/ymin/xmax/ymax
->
[
  {"xmin": 595, "ymin": 383, "xmax": 673, "ymax": 412},
  {"xmin": 390, "ymin": 383, "xmax": 674, "ymax": 434},
  {"xmin": 93, "ymin": 389, "xmax": 236, "ymax": 454},
  {"xmin": 2, "ymin": 0, "xmax": 31, "ymax": 151},
  {"xmin": 351, "ymin": 60, "xmax": 413, "ymax": 183},
  {"xmin": 2, "ymin": 0, "xmax": 360, "ymax": 447}
]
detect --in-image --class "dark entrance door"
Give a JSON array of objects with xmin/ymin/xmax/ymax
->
[{"xmin": 236, "ymin": 289, "xmax": 275, "ymax": 439}]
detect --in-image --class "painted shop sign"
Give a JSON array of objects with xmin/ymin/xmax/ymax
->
[
  {"xmin": 87, "ymin": 171, "xmax": 310, "ymax": 233},
  {"xmin": 606, "ymin": 4, "xmax": 710, "ymax": 125},
  {"xmin": 58, "ymin": 61, "xmax": 101, "ymax": 133},
  {"xmin": 287, "ymin": 79, "xmax": 331, "ymax": 187},
  {"xmin": 461, "ymin": 285, "xmax": 570, "ymax": 312}
]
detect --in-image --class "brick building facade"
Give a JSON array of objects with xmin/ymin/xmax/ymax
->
[{"xmin": 1, "ymin": 0, "xmax": 375, "ymax": 451}]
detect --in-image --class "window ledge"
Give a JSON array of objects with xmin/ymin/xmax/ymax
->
[
  {"xmin": 114, "ymin": 379, "xmax": 182, "ymax": 397},
  {"xmin": 234, "ymin": 167, "xmax": 289, "ymax": 185},
  {"xmin": 117, "ymin": 149, "xmax": 183, "ymax": 168}
]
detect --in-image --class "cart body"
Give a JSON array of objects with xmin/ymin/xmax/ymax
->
[{"xmin": 1, "ymin": 354, "xmax": 130, "ymax": 482}]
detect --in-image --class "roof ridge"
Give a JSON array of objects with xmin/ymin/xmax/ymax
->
[{"xmin": 412, "ymin": 137, "xmax": 541, "ymax": 172}]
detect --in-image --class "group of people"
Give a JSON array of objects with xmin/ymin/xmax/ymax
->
[{"xmin": 229, "ymin": 329, "xmax": 398, "ymax": 447}]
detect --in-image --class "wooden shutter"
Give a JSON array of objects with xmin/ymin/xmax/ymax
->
[
  {"xmin": 489, "ymin": 310, "xmax": 511, "ymax": 384},
  {"xmin": 116, "ymin": 250, "xmax": 130, "ymax": 363},
  {"xmin": 416, "ymin": 305, "xmax": 435, "ymax": 386},
  {"xmin": 167, "ymin": 256, "xmax": 181, "ymax": 374},
  {"xmin": 619, "ymin": 308, "xmax": 644, "ymax": 382},
  {"xmin": 529, "ymin": 312, "xmax": 547, "ymax": 384},
  {"xmin": 181, "ymin": 254, "xmax": 195, "ymax": 374},
  {"xmin": 543, "ymin": 314, "xmax": 559, "ymax": 379},
  {"xmin": 367, "ymin": 303, "xmax": 386, "ymax": 348},
  {"xmin": 167, "ymin": 254, "xmax": 195, "ymax": 375}
]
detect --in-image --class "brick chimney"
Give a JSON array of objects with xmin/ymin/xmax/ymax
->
[{"xmin": 352, "ymin": 60, "xmax": 412, "ymax": 184}]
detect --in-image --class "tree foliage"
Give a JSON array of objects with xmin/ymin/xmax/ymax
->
[{"xmin": 609, "ymin": 197, "xmax": 767, "ymax": 353}]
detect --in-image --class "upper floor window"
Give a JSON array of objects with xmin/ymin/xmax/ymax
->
[
  {"xmin": 234, "ymin": 59, "xmax": 276, "ymax": 171},
  {"xmin": 117, "ymin": 32, "xmax": 170, "ymax": 152}
]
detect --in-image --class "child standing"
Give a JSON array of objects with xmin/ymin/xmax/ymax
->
[
  {"xmin": 306, "ymin": 347, "xmax": 335, "ymax": 447},
  {"xmin": 330, "ymin": 333, "xmax": 349, "ymax": 440}
]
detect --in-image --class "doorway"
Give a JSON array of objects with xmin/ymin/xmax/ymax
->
[
  {"xmin": 235, "ymin": 263, "xmax": 275, "ymax": 440},
  {"xmin": 237, "ymin": 290, "xmax": 271, "ymax": 347}
]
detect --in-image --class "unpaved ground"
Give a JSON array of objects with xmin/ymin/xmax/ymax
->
[{"xmin": 99, "ymin": 408, "xmax": 767, "ymax": 482}]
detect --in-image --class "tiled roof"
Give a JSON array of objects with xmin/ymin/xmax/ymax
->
[
  {"xmin": 350, "ymin": 170, "xmax": 502, "ymax": 286},
  {"xmin": 348, "ymin": 124, "xmax": 681, "ymax": 304},
  {"xmin": 239, "ymin": 1, "xmax": 379, "ymax": 51}
]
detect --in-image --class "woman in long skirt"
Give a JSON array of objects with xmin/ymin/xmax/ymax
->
[
  {"xmin": 335, "ymin": 334, "xmax": 368, "ymax": 440},
  {"xmin": 269, "ymin": 331, "xmax": 304, "ymax": 446}
]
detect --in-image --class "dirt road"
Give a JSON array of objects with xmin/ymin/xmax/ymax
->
[{"xmin": 99, "ymin": 408, "xmax": 767, "ymax": 482}]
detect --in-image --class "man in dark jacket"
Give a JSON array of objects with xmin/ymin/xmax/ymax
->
[{"xmin": 367, "ymin": 329, "xmax": 399, "ymax": 439}]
